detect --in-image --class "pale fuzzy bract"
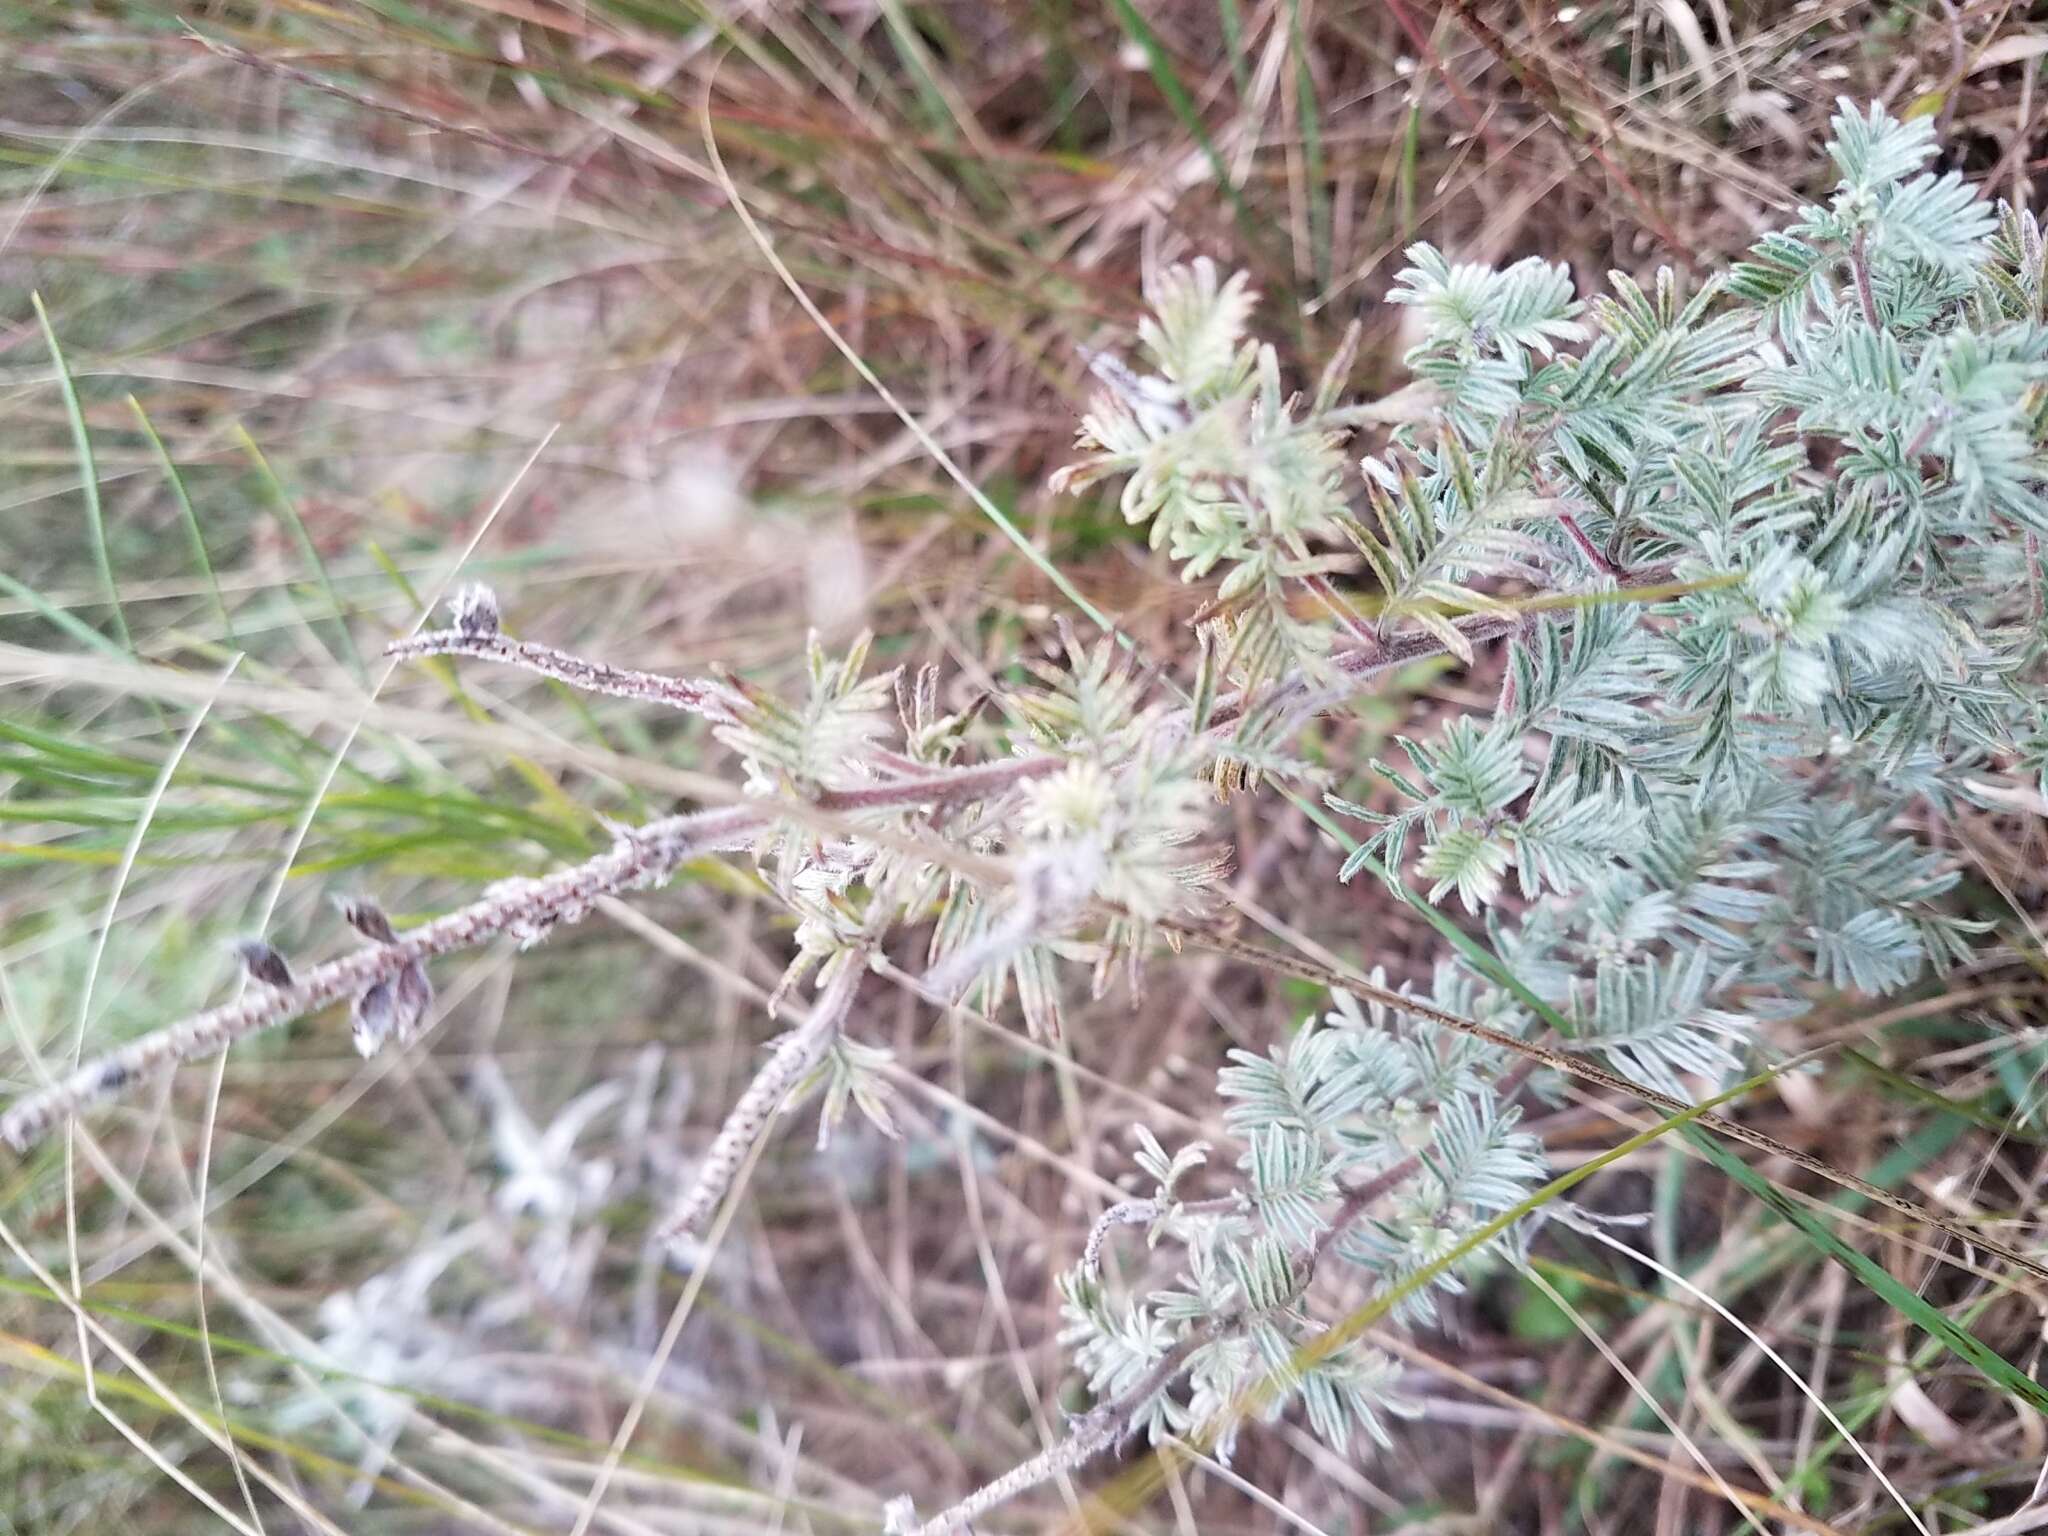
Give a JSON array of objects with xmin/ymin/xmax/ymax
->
[{"xmin": 1019, "ymin": 753, "xmax": 1217, "ymax": 926}]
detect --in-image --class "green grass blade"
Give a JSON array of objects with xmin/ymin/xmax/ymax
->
[
  {"xmin": 1684, "ymin": 1127, "xmax": 2048, "ymax": 1416},
  {"xmin": 0, "ymin": 569, "xmax": 128, "ymax": 658},
  {"xmin": 234, "ymin": 424, "xmax": 366, "ymax": 681},
  {"xmin": 1216, "ymin": 0, "xmax": 1251, "ymax": 98},
  {"xmin": 1105, "ymin": 0, "xmax": 1253, "ymax": 237},
  {"xmin": 31, "ymin": 292, "xmax": 130, "ymax": 655},
  {"xmin": 1399, "ymin": 97, "xmax": 1420, "ymax": 243},
  {"xmin": 129, "ymin": 395, "xmax": 236, "ymax": 647},
  {"xmin": 1843, "ymin": 1044, "xmax": 2048, "ymax": 1143},
  {"xmin": 1287, "ymin": 0, "xmax": 1330, "ymax": 291}
]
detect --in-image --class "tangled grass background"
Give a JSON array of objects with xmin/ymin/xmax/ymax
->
[{"xmin": 8, "ymin": 4, "xmax": 2048, "ymax": 1533}]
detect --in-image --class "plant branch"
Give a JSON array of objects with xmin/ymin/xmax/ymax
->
[
  {"xmin": 400, "ymin": 580, "xmax": 1538, "ymax": 771},
  {"xmin": 1180, "ymin": 926, "xmax": 2048, "ymax": 1286},
  {"xmin": 909, "ymin": 1117, "xmax": 1477, "ymax": 1536},
  {"xmin": 1305, "ymin": 1060, "xmax": 1539, "ymax": 1265},
  {"xmin": 4, "ymin": 593, "xmax": 1556, "ymax": 1152},
  {"xmin": 1301, "ymin": 573, "xmax": 1380, "ymax": 648},
  {"xmin": 901, "ymin": 1333, "xmax": 1204, "ymax": 1536},
  {"xmin": 1309, "ymin": 1156, "xmax": 1420, "ymax": 1268},
  {"xmin": 1197, "ymin": 610, "xmax": 1521, "ymax": 741},
  {"xmin": 0, "ymin": 805, "xmax": 761, "ymax": 1153},
  {"xmin": 386, "ymin": 625, "xmax": 745, "ymax": 722},
  {"xmin": 817, "ymin": 756, "xmax": 1062, "ymax": 812},
  {"xmin": 1851, "ymin": 229, "xmax": 1881, "ymax": 329},
  {"xmin": 906, "ymin": 1052, "xmax": 1550, "ymax": 1534},
  {"xmin": 653, "ymin": 954, "xmax": 864, "ymax": 1243}
]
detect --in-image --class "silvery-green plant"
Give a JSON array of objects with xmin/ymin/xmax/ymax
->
[
  {"xmin": 909, "ymin": 100, "xmax": 2048, "ymax": 1532},
  {"xmin": 10, "ymin": 100, "xmax": 2048, "ymax": 1535}
]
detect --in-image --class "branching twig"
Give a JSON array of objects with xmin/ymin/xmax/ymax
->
[
  {"xmin": 404, "ymin": 583, "xmax": 1562, "ymax": 794},
  {"xmin": 653, "ymin": 954, "xmax": 864, "ymax": 1243},
  {"xmin": 1, "ymin": 589, "xmax": 1565, "ymax": 1152},
  {"xmin": 906, "ymin": 1057, "xmax": 1551, "ymax": 1533},
  {"xmin": 388, "ymin": 596, "xmax": 1065, "ymax": 814},
  {"xmin": 0, "ymin": 748, "xmax": 1074, "ymax": 1153},
  {"xmin": 1221, "ymin": 612, "xmax": 1526, "ymax": 741},
  {"xmin": 0, "ymin": 805, "xmax": 760, "ymax": 1152},
  {"xmin": 1182, "ymin": 925, "xmax": 2048, "ymax": 1285},
  {"xmin": 1309, "ymin": 1156, "xmax": 1421, "ymax": 1268},
  {"xmin": 908, "ymin": 1131, "xmax": 1464, "ymax": 1536},
  {"xmin": 817, "ymin": 757, "xmax": 1062, "ymax": 813}
]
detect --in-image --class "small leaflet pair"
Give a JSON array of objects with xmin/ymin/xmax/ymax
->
[{"xmin": 235, "ymin": 900, "xmax": 434, "ymax": 1058}]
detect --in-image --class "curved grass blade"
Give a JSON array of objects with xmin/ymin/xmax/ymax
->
[
  {"xmin": 234, "ymin": 425, "xmax": 366, "ymax": 681},
  {"xmin": 1684, "ymin": 1128, "xmax": 2048, "ymax": 1417},
  {"xmin": 129, "ymin": 396, "xmax": 235, "ymax": 647},
  {"xmin": 31, "ymin": 293, "xmax": 129, "ymax": 654}
]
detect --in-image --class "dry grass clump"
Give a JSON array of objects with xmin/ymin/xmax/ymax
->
[{"xmin": 6, "ymin": 3, "xmax": 2048, "ymax": 1534}]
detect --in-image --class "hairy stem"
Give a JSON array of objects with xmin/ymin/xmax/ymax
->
[
  {"xmin": 1084, "ymin": 1193, "xmax": 1243, "ymax": 1276},
  {"xmin": 1851, "ymin": 229, "xmax": 1881, "ymax": 329},
  {"xmin": 0, "ymin": 805, "xmax": 761, "ymax": 1152},
  {"xmin": 904, "ymin": 1334, "xmax": 1204, "ymax": 1536},
  {"xmin": 3, "ymin": 596, "xmax": 1560, "ymax": 1151},
  {"xmin": 1301, "ymin": 573, "xmax": 1380, "ymax": 647},
  {"xmin": 401, "ymin": 581, "xmax": 1546, "ymax": 758},
  {"xmin": 654, "ymin": 955, "xmax": 864, "ymax": 1243},
  {"xmin": 1081, "ymin": 1198, "xmax": 1162, "ymax": 1276},
  {"xmin": 0, "ymin": 746, "xmax": 1080, "ymax": 1152},
  {"xmin": 386, "ymin": 626, "xmax": 744, "ymax": 721},
  {"xmin": 1308, "ymin": 1155, "xmax": 1421, "ymax": 1268},
  {"xmin": 1555, "ymin": 512, "xmax": 1619, "ymax": 576},
  {"xmin": 816, "ymin": 756, "xmax": 1061, "ymax": 812}
]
